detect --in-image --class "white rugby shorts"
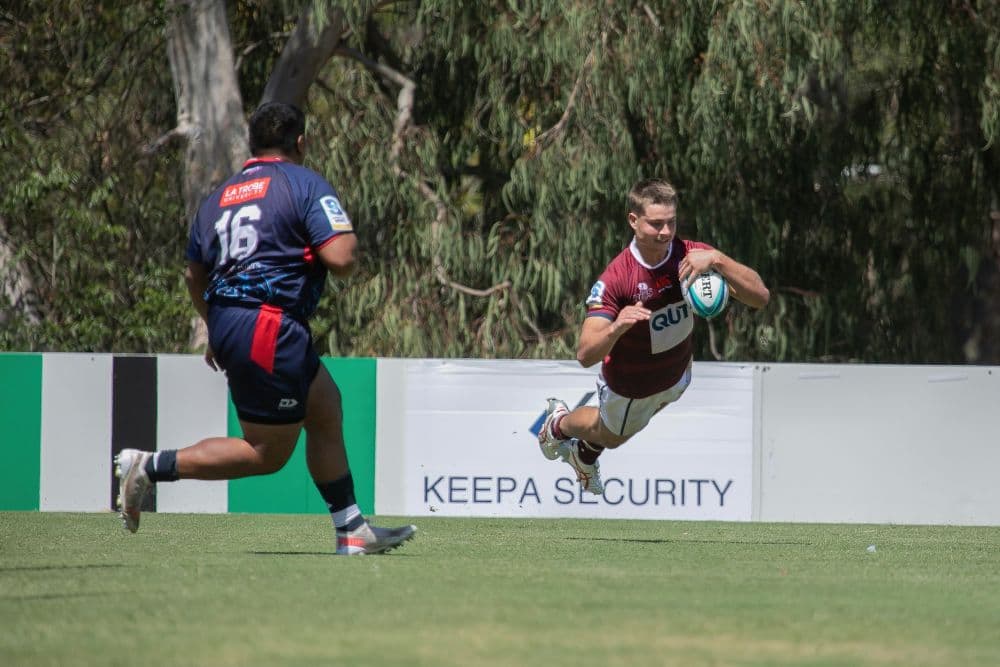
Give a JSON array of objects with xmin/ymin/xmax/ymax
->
[{"xmin": 597, "ymin": 361, "xmax": 692, "ymax": 438}]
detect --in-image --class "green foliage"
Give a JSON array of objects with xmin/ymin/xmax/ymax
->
[
  {"xmin": 2, "ymin": 1, "xmax": 997, "ymax": 361},
  {"xmin": 304, "ymin": 0, "xmax": 998, "ymax": 361},
  {"xmin": 0, "ymin": 2, "xmax": 189, "ymax": 352}
]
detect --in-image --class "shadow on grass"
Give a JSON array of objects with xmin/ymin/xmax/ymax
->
[
  {"xmin": 0, "ymin": 563, "xmax": 129, "ymax": 572},
  {"xmin": 250, "ymin": 551, "xmax": 417, "ymax": 557},
  {"xmin": 563, "ymin": 537, "xmax": 813, "ymax": 545},
  {"xmin": 0, "ymin": 592, "xmax": 115, "ymax": 601}
]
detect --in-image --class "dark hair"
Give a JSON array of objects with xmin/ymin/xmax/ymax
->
[
  {"xmin": 248, "ymin": 102, "xmax": 306, "ymax": 156},
  {"xmin": 628, "ymin": 178, "xmax": 678, "ymax": 215}
]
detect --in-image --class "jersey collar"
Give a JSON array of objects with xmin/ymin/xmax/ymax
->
[
  {"xmin": 242, "ymin": 156, "xmax": 290, "ymax": 169},
  {"xmin": 629, "ymin": 237, "xmax": 674, "ymax": 269}
]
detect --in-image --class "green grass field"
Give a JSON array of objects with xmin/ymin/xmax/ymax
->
[{"xmin": 1, "ymin": 513, "xmax": 997, "ymax": 667}]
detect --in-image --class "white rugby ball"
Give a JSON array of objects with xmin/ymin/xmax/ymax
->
[{"xmin": 683, "ymin": 270, "xmax": 729, "ymax": 319}]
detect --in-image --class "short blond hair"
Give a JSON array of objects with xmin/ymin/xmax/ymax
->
[{"xmin": 628, "ymin": 178, "xmax": 677, "ymax": 216}]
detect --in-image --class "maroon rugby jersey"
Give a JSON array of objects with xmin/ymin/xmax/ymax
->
[{"xmin": 584, "ymin": 237, "xmax": 713, "ymax": 398}]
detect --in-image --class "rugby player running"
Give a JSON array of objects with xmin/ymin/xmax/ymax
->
[
  {"xmin": 115, "ymin": 102, "xmax": 415, "ymax": 554},
  {"xmin": 538, "ymin": 178, "xmax": 769, "ymax": 494}
]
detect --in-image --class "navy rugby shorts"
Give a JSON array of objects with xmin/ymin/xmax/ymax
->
[{"xmin": 207, "ymin": 304, "xmax": 319, "ymax": 424}]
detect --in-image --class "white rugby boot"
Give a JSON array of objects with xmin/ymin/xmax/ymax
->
[
  {"xmin": 336, "ymin": 522, "xmax": 417, "ymax": 555},
  {"xmin": 538, "ymin": 398, "xmax": 570, "ymax": 460},
  {"xmin": 115, "ymin": 449, "xmax": 154, "ymax": 533},
  {"xmin": 558, "ymin": 439, "xmax": 604, "ymax": 495}
]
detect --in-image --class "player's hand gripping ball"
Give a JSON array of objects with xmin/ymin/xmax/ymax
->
[{"xmin": 683, "ymin": 270, "xmax": 730, "ymax": 319}]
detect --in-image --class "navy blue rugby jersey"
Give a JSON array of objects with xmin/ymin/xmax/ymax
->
[{"xmin": 185, "ymin": 157, "xmax": 354, "ymax": 322}]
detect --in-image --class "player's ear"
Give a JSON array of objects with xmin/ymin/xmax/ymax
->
[{"xmin": 295, "ymin": 135, "xmax": 306, "ymax": 161}]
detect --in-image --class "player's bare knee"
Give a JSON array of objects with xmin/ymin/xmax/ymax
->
[
  {"xmin": 244, "ymin": 437, "xmax": 296, "ymax": 475},
  {"xmin": 255, "ymin": 450, "xmax": 292, "ymax": 475}
]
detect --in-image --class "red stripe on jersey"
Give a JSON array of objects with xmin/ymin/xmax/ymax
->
[
  {"xmin": 307, "ymin": 234, "xmax": 347, "ymax": 264},
  {"xmin": 242, "ymin": 157, "xmax": 289, "ymax": 168},
  {"xmin": 250, "ymin": 305, "xmax": 283, "ymax": 374}
]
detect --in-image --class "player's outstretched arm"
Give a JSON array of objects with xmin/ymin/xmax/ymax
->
[
  {"xmin": 681, "ymin": 249, "xmax": 770, "ymax": 310},
  {"xmin": 576, "ymin": 303, "xmax": 651, "ymax": 367}
]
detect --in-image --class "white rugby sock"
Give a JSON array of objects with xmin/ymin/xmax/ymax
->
[{"xmin": 332, "ymin": 504, "xmax": 363, "ymax": 531}]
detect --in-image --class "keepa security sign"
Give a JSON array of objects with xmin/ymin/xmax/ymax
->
[
  {"xmin": 375, "ymin": 359, "xmax": 754, "ymax": 520},
  {"xmin": 422, "ymin": 475, "xmax": 736, "ymax": 510}
]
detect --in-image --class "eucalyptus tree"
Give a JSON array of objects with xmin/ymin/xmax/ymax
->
[
  {"xmin": 1, "ymin": 2, "xmax": 184, "ymax": 350},
  {"xmin": 1, "ymin": 1, "xmax": 997, "ymax": 363},
  {"xmin": 302, "ymin": 1, "xmax": 998, "ymax": 362}
]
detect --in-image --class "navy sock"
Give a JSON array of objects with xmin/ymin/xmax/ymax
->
[
  {"xmin": 315, "ymin": 473, "xmax": 365, "ymax": 530},
  {"xmin": 145, "ymin": 450, "xmax": 179, "ymax": 482}
]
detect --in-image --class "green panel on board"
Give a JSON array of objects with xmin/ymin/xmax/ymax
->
[
  {"xmin": 0, "ymin": 354, "xmax": 43, "ymax": 510},
  {"xmin": 227, "ymin": 358, "xmax": 377, "ymax": 515}
]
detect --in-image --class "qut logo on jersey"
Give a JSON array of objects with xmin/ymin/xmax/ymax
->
[{"xmin": 650, "ymin": 302, "xmax": 689, "ymax": 330}]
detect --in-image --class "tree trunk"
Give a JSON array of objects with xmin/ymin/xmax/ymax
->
[
  {"xmin": 261, "ymin": 7, "xmax": 346, "ymax": 108},
  {"xmin": 165, "ymin": 0, "xmax": 248, "ymax": 350},
  {"xmin": 0, "ymin": 218, "xmax": 42, "ymax": 328},
  {"xmin": 165, "ymin": 0, "xmax": 249, "ymax": 221},
  {"xmin": 164, "ymin": 1, "xmax": 348, "ymax": 351},
  {"xmin": 964, "ymin": 207, "xmax": 1000, "ymax": 363}
]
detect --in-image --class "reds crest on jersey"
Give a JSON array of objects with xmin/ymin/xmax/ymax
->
[{"xmin": 635, "ymin": 282, "xmax": 655, "ymax": 302}]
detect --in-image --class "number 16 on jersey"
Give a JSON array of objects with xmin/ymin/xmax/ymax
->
[{"xmin": 214, "ymin": 204, "xmax": 261, "ymax": 264}]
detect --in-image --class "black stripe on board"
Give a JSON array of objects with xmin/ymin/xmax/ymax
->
[{"xmin": 111, "ymin": 356, "xmax": 157, "ymax": 512}]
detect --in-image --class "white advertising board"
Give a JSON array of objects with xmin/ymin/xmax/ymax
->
[
  {"xmin": 155, "ymin": 355, "xmax": 230, "ymax": 514},
  {"xmin": 376, "ymin": 359, "xmax": 754, "ymax": 520},
  {"xmin": 757, "ymin": 363, "xmax": 1000, "ymax": 525},
  {"xmin": 40, "ymin": 354, "xmax": 113, "ymax": 511}
]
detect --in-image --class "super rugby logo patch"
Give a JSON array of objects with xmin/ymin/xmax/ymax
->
[
  {"xmin": 320, "ymin": 195, "xmax": 353, "ymax": 232},
  {"xmin": 586, "ymin": 281, "xmax": 606, "ymax": 310}
]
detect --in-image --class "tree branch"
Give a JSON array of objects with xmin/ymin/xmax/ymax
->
[
  {"xmin": 261, "ymin": 6, "xmax": 346, "ymax": 107},
  {"xmin": 235, "ymin": 30, "xmax": 290, "ymax": 73},
  {"xmin": 958, "ymin": 1, "xmax": 984, "ymax": 26},
  {"xmin": 706, "ymin": 319, "xmax": 723, "ymax": 360},
  {"xmin": 509, "ymin": 289, "xmax": 544, "ymax": 341},
  {"xmin": 142, "ymin": 121, "xmax": 199, "ymax": 155},
  {"xmin": 336, "ymin": 46, "xmax": 511, "ymax": 299},
  {"xmin": 640, "ymin": 3, "xmax": 661, "ymax": 31},
  {"xmin": 529, "ymin": 37, "xmax": 600, "ymax": 158},
  {"xmin": 777, "ymin": 285, "xmax": 821, "ymax": 299}
]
